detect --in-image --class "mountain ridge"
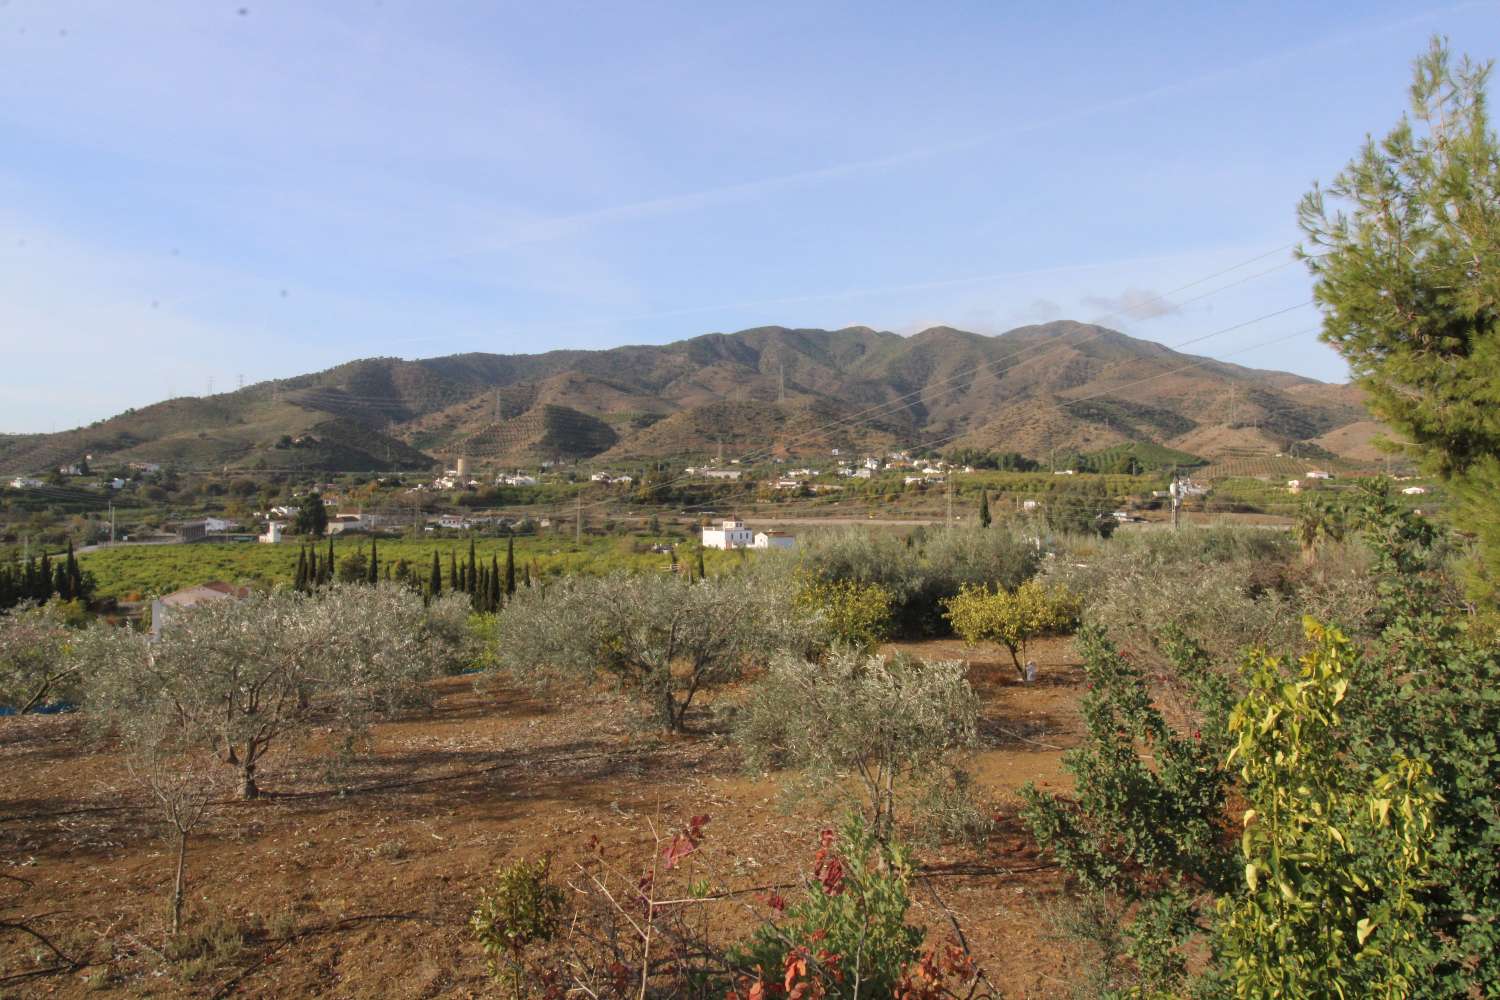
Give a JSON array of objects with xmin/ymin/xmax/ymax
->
[{"xmin": 0, "ymin": 321, "xmax": 1369, "ymax": 473}]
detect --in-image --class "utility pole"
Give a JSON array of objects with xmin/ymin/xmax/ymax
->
[{"xmin": 1170, "ymin": 467, "xmax": 1181, "ymax": 531}]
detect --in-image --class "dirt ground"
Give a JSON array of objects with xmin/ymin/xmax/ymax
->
[{"xmin": 1, "ymin": 638, "xmax": 1088, "ymax": 999}]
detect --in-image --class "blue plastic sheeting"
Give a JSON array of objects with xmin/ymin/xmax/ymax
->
[{"xmin": 0, "ymin": 701, "xmax": 76, "ymax": 716}]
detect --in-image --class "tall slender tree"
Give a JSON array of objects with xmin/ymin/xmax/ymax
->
[
  {"xmin": 366, "ymin": 535, "xmax": 379, "ymax": 585},
  {"xmin": 504, "ymin": 535, "xmax": 516, "ymax": 596},
  {"xmin": 429, "ymin": 550, "xmax": 442, "ymax": 599},
  {"xmin": 978, "ymin": 489, "xmax": 992, "ymax": 529}
]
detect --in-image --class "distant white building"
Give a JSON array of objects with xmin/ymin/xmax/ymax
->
[
  {"xmin": 753, "ymin": 530, "xmax": 796, "ymax": 550},
  {"xmin": 702, "ymin": 518, "xmax": 753, "ymax": 550},
  {"xmin": 1402, "ymin": 486, "xmax": 1428, "ymax": 495},
  {"xmin": 498, "ymin": 473, "xmax": 539, "ymax": 487},
  {"xmin": 8, "ymin": 477, "xmax": 42, "ymax": 489},
  {"xmin": 1305, "ymin": 470, "xmax": 1333, "ymax": 480},
  {"xmin": 438, "ymin": 514, "xmax": 474, "ymax": 530},
  {"xmin": 259, "ymin": 521, "xmax": 284, "ymax": 544},
  {"xmin": 701, "ymin": 469, "xmax": 742, "ymax": 481}
]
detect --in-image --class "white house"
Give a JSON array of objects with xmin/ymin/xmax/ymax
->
[
  {"xmin": 702, "ymin": 518, "xmax": 753, "ymax": 549},
  {"xmin": 258, "ymin": 522, "xmax": 284, "ymax": 544},
  {"xmin": 438, "ymin": 514, "xmax": 474, "ymax": 530},
  {"xmin": 1402, "ymin": 486, "xmax": 1428, "ymax": 495},
  {"xmin": 753, "ymin": 531, "xmax": 796, "ymax": 550},
  {"xmin": 498, "ymin": 473, "xmax": 539, "ymax": 487},
  {"xmin": 1305, "ymin": 470, "xmax": 1333, "ymax": 480},
  {"xmin": 8, "ymin": 477, "xmax": 42, "ymax": 489},
  {"xmin": 701, "ymin": 469, "xmax": 742, "ymax": 481}
]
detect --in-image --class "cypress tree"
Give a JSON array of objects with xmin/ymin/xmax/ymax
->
[
  {"xmin": 449, "ymin": 551, "xmax": 459, "ymax": 592},
  {"xmin": 696, "ymin": 546, "xmax": 706, "ymax": 582},
  {"xmin": 325, "ymin": 536, "xmax": 335, "ymax": 585},
  {"xmin": 504, "ymin": 535, "xmax": 515, "ymax": 596},
  {"xmin": 367, "ymin": 535, "xmax": 379, "ymax": 584},
  {"xmin": 295, "ymin": 547, "xmax": 308, "ymax": 592},
  {"xmin": 467, "ymin": 539, "xmax": 477, "ymax": 595},
  {"xmin": 64, "ymin": 540, "xmax": 81, "ymax": 601},
  {"xmin": 308, "ymin": 549, "xmax": 319, "ymax": 588},
  {"xmin": 38, "ymin": 553, "xmax": 53, "ymax": 602},
  {"xmin": 490, "ymin": 554, "xmax": 502, "ymax": 611},
  {"xmin": 429, "ymin": 550, "xmax": 442, "ymax": 598},
  {"xmin": 523, "ymin": 564, "xmax": 531, "ymax": 589},
  {"xmin": 979, "ymin": 489, "xmax": 992, "ymax": 528}
]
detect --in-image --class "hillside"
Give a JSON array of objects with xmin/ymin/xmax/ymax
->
[{"xmin": 0, "ymin": 321, "xmax": 1377, "ymax": 473}]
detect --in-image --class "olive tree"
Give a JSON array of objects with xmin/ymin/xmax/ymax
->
[
  {"xmin": 495, "ymin": 572, "xmax": 808, "ymax": 731},
  {"xmin": 0, "ymin": 603, "xmax": 81, "ymax": 713},
  {"xmin": 738, "ymin": 648, "xmax": 978, "ymax": 840},
  {"xmin": 87, "ymin": 584, "xmax": 472, "ymax": 799}
]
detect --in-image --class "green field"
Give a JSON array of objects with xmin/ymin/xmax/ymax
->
[{"xmin": 78, "ymin": 533, "xmax": 747, "ymax": 601}]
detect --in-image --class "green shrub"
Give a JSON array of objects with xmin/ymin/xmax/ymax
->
[
  {"xmin": 944, "ymin": 578, "xmax": 1080, "ymax": 680},
  {"xmin": 471, "ymin": 856, "xmax": 567, "ymax": 995},
  {"xmin": 731, "ymin": 817, "xmax": 924, "ymax": 998},
  {"xmin": 795, "ymin": 577, "xmax": 894, "ymax": 651}
]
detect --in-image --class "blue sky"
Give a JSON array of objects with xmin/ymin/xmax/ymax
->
[{"xmin": 2, "ymin": 1, "xmax": 1496, "ymax": 433}]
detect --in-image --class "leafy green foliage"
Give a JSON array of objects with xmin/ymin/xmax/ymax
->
[
  {"xmin": 795, "ymin": 577, "xmax": 894, "ymax": 652},
  {"xmin": 944, "ymin": 578, "xmax": 1080, "ymax": 679},
  {"xmin": 732, "ymin": 817, "xmax": 925, "ymax": 999},
  {"xmin": 470, "ymin": 856, "xmax": 567, "ymax": 994},
  {"xmin": 1211, "ymin": 620, "xmax": 1440, "ymax": 999},
  {"xmin": 1021, "ymin": 626, "xmax": 1235, "ymax": 901},
  {"xmin": 795, "ymin": 526, "xmax": 1039, "ymax": 636},
  {"xmin": 1300, "ymin": 39, "xmax": 1500, "ymax": 603}
]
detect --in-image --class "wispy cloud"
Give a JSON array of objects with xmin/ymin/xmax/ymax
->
[
  {"xmin": 446, "ymin": 2, "xmax": 1471, "ymax": 257},
  {"xmin": 1082, "ymin": 287, "xmax": 1182, "ymax": 320}
]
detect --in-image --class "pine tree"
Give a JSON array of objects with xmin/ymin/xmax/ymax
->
[
  {"xmin": 429, "ymin": 550, "xmax": 442, "ymax": 598},
  {"xmin": 504, "ymin": 535, "xmax": 516, "ymax": 596},
  {"xmin": 979, "ymin": 489, "xmax": 992, "ymax": 528},
  {"xmin": 366, "ymin": 535, "xmax": 379, "ymax": 585},
  {"xmin": 1300, "ymin": 38, "xmax": 1500, "ymax": 603}
]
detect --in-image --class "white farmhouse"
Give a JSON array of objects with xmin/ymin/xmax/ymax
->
[
  {"xmin": 259, "ymin": 521, "xmax": 284, "ymax": 544},
  {"xmin": 753, "ymin": 530, "xmax": 796, "ymax": 550},
  {"xmin": 1402, "ymin": 486, "xmax": 1428, "ymax": 495},
  {"xmin": 701, "ymin": 518, "xmax": 753, "ymax": 550}
]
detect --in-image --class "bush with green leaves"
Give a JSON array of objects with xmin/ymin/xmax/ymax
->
[
  {"xmin": 1209, "ymin": 620, "xmax": 1440, "ymax": 999},
  {"xmin": 738, "ymin": 647, "xmax": 977, "ymax": 841},
  {"xmin": 731, "ymin": 816, "xmax": 925, "ymax": 999},
  {"xmin": 794, "ymin": 526, "xmax": 1038, "ymax": 636},
  {"xmin": 1028, "ymin": 494, "xmax": 1500, "ymax": 997},
  {"xmin": 795, "ymin": 577, "xmax": 894, "ymax": 652},
  {"xmin": 495, "ymin": 572, "xmax": 808, "ymax": 732},
  {"xmin": 470, "ymin": 856, "xmax": 567, "ymax": 995},
  {"xmin": 944, "ymin": 578, "xmax": 1080, "ymax": 680}
]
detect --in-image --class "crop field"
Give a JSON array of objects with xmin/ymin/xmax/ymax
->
[{"xmin": 76, "ymin": 534, "xmax": 750, "ymax": 602}]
